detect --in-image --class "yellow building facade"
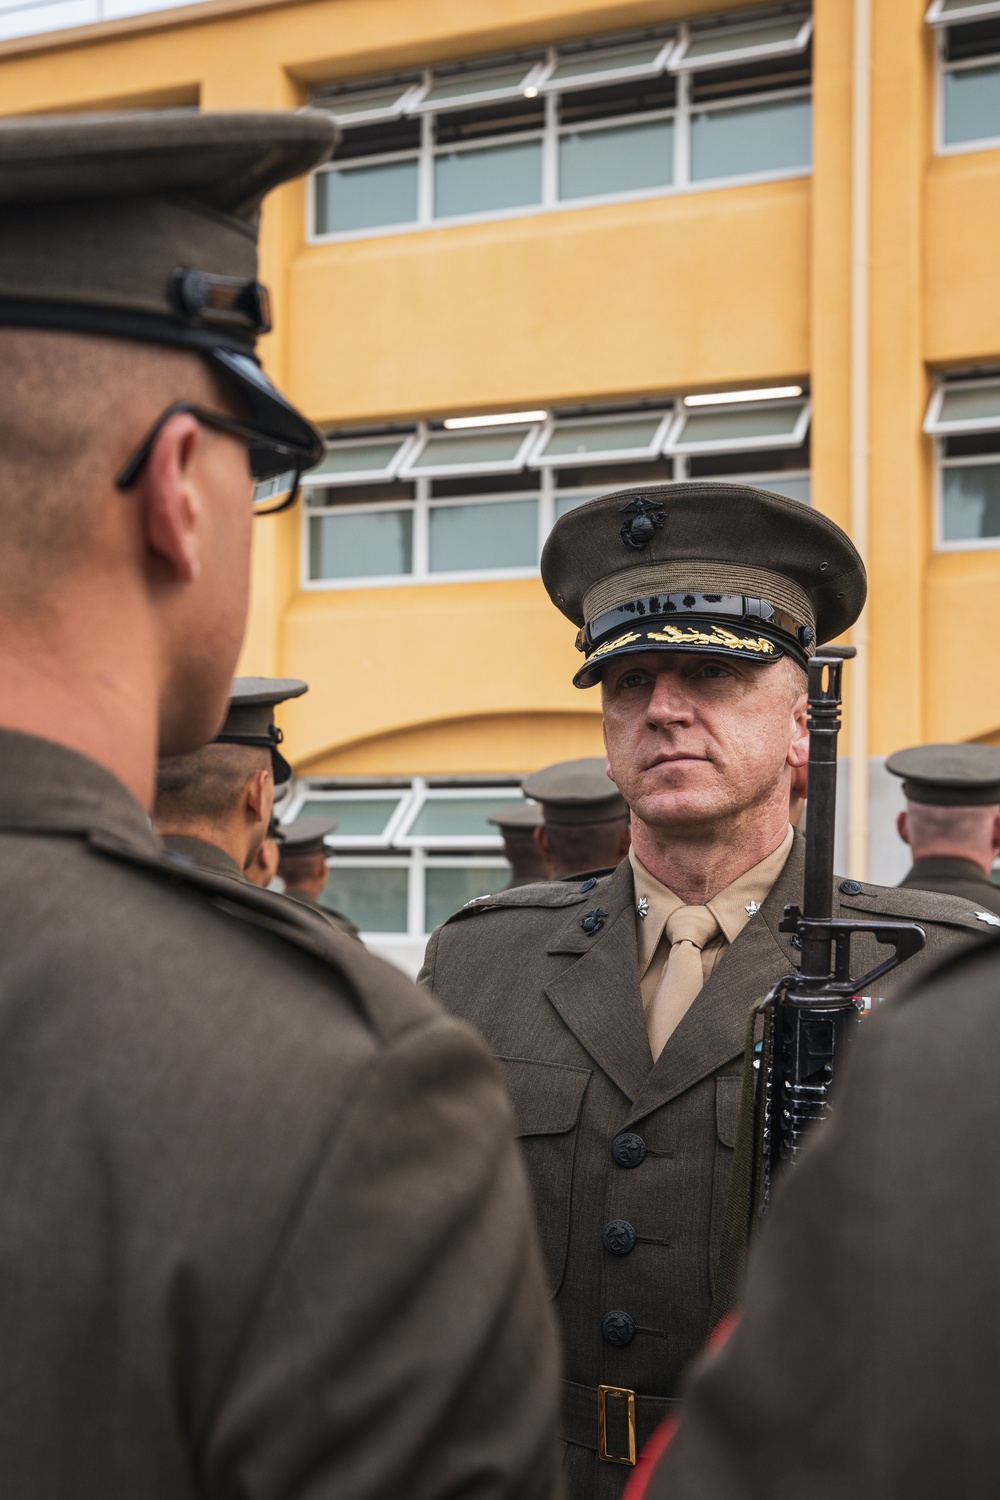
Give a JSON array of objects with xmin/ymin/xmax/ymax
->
[{"xmin": 5, "ymin": 0, "xmax": 1000, "ymax": 965}]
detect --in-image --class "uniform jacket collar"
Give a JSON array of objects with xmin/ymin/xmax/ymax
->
[
  {"xmin": 902, "ymin": 856, "xmax": 990, "ymax": 887},
  {"xmin": 0, "ymin": 728, "xmax": 159, "ymax": 854},
  {"xmin": 161, "ymin": 833, "xmax": 247, "ymax": 882}
]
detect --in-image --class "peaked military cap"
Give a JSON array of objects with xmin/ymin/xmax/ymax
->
[
  {"xmin": 886, "ymin": 743, "xmax": 1000, "ymax": 806},
  {"xmin": 214, "ymin": 677, "xmax": 307, "ymax": 786},
  {"xmin": 0, "ymin": 109, "xmax": 336, "ymax": 478},
  {"xmin": 521, "ymin": 757, "xmax": 629, "ymax": 826},
  {"xmin": 278, "ymin": 817, "xmax": 338, "ymax": 858},
  {"xmin": 540, "ymin": 481, "xmax": 867, "ymax": 687},
  {"xmin": 487, "ymin": 802, "xmax": 543, "ymax": 830}
]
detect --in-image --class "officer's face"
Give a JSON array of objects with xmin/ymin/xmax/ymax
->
[{"xmin": 601, "ymin": 651, "xmax": 807, "ymax": 831}]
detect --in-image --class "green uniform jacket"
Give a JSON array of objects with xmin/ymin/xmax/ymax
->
[
  {"xmin": 0, "ymin": 730, "xmax": 560, "ymax": 1500},
  {"xmin": 645, "ymin": 932, "xmax": 1000, "ymax": 1500},
  {"xmin": 420, "ymin": 832, "xmax": 993, "ymax": 1500},
  {"xmin": 899, "ymin": 855, "xmax": 1000, "ymax": 917}
]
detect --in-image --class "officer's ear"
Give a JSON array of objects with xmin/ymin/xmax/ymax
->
[
  {"xmin": 243, "ymin": 768, "xmax": 270, "ymax": 829},
  {"xmin": 897, "ymin": 810, "xmax": 911, "ymax": 847},
  {"xmin": 135, "ymin": 411, "xmax": 205, "ymax": 583}
]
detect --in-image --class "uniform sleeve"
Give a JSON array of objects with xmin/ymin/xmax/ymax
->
[
  {"xmin": 641, "ymin": 964, "xmax": 1000, "ymax": 1500},
  {"xmin": 203, "ymin": 1012, "xmax": 563, "ymax": 1500},
  {"xmin": 416, "ymin": 923, "xmax": 440, "ymax": 991}
]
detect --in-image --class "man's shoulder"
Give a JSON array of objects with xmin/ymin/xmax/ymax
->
[
  {"xmin": 836, "ymin": 872, "xmax": 1000, "ymax": 936},
  {"xmin": 441, "ymin": 874, "xmax": 604, "ymax": 930}
]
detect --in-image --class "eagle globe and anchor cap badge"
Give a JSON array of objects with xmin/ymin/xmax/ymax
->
[{"xmin": 540, "ymin": 480, "xmax": 868, "ymax": 689}]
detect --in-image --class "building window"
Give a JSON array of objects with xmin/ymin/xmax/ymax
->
[
  {"xmin": 279, "ymin": 779, "xmax": 517, "ymax": 948},
  {"xmin": 304, "ymin": 390, "xmax": 812, "ymax": 586},
  {"xmin": 930, "ymin": 2, "xmax": 1000, "ymax": 150},
  {"xmin": 309, "ymin": 7, "xmax": 812, "ymax": 242},
  {"xmin": 926, "ymin": 374, "xmax": 1000, "ymax": 546}
]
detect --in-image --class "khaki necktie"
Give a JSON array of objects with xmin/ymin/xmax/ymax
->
[{"xmin": 645, "ymin": 905, "xmax": 720, "ymax": 1060}]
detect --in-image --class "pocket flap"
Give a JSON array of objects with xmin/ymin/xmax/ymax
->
[
  {"xmin": 496, "ymin": 1056, "xmax": 591, "ymax": 1136},
  {"xmin": 715, "ymin": 1074, "xmax": 742, "ymax": 1149}
]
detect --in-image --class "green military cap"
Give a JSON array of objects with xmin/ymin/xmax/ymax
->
[
  {"xmin": 540, "ymin": 481, "xmax": 866, "ymax": 688},
  {"xmin": 886, "ymin": 743, "xmax": 1000, "ymax": 806},
  {"xmin": 214, "ymin": 677, "xmax": 307, "ymax": 786},
  {"xmin": 521, "ymin": 758, "xmax": 628, "ymax": 826},
  {"xmin": 487, "ymin": 802, "xmax": 543, "ymax": 830},
  {"xmin": 279, "ymin": 817, "xmax": 338, "ymax": 858},
  {"xmin": 0, "ymin": 109, "xmax": 336, "ymax": 482}
]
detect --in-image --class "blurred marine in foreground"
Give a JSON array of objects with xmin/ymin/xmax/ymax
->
[{"xmin": 0, "ymin": 110, "xmax": 559, "ymax": 1499}]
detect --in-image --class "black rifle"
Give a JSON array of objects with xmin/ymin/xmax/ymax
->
[{"xmin": 754, "ymin": 649, "xmax": 926, "ymax": 1218}]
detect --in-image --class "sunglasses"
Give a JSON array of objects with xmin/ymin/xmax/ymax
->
[{"xmin": 115, "ymin": 402, "xmax": 302, "ymax": 515}]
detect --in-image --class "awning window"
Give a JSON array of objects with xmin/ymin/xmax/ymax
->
[
  {"xmin": 308, "ymin": 434, "xmax": 417, "ymax": 486},
  {"xmin": 924, "ymin": 378, "xmax": 1000, "ymax": 433},
  {"xmin": 665, "ymin": 398, "xmax": 810, "ymax": 453},
  {"xmin": 670, "ymin": 14, "xmax": 812, "ymax": 72},
  {"xmin": 529, "ymin": 411, "xmax": 672, "ymax": 466}
]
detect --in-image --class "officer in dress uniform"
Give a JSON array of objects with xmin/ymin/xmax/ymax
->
[
  {"xmin": 886, "ymin": 742, "xmax": 1000, "ymax": 917},
  {"xmin": 488, "ymin": 801, "xmax": 548, "ymax": 888},
  {"xmin": 523, "ymin": 758, "xmax": 632, "ymax": 881},
  {"xmin": 0, "ymin": 110, "xmax": 559, "ymax": 1498},
  {"xmin": 278, "ymin": 816, "xmax": 362, "ymax": 939},
  {"xmin": 155, "ymin": 676, "xmax": 306, "ymax": 880},
  {"xmin": 420, "ymin": 481, "xmax": 992, "ymax": 1500},
  {"xmin": 246, "ymin": 813, "xmax": 284, "ymax": 889}
]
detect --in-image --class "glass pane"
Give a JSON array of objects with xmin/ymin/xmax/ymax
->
[
  {"xmin": 428, "ymin": 499, "xmax": 538, "ymax": 571},
  {"xmin": 434, "ymin": 139, "xmax": 542, "ymax": 218},
  {"xmin": 691, "ymin": 95, "xmax": 811, "ymax": 181},
  {"xmin": 555, "ymin": 491, "xmax": 605, "ymax": 519},
  {"xmin": 745, "ymin": 474, "xmax": 811, "ymax": 504},
  {"xmin": 942, "ymin": 463, "xmax": 1000, "ymax": 540},
  {"xmin": 939, "ymin": 0, "xmax": 1000, "ymax": 11},
  {"xmin": 549, "ymin": 41, "xmax": 668, "ymax": 85},
  {"xmin": 559, "ymin": 118, "xmax": 673, "ymax": 200},
  {"xmin": 314, "ymin": 159, "xmax": 418, "ymax": 234},
  {"xmin": 323, "ymin": 85, "xmax": 413, "ymax": 122},
  {"xmin": 937, "ymin": 384, "xmax": 1000, "ymax": 428},
  {"xmin": 308, "ymin": 510, "xmax": 413, "ymax": 580},
  {"xmin": 681, "ymin": 20, "xmax": 807, "ymax": 67},
  {"xmin": 945, "ymin": 63, "xmax": 1000, "ymax": 145},
  {"xmin": 309, "ymin": 438, "xmax": 407, "ymax": 480},
  {"xmin": 411, "ymin": 430, "xmax": 529, "ymax": 470},
  {"xmin": 673, "ymin": 404, "xmax": 804, "ymax": 448},
  {"xmin": 539, "ymin": 415, "xmax": 664, "ymax": 460},
  {"xmin": 423, "ymin": 64, "xmax": 534, "ymax": 108},
  {"xmin": 410, "ymin": 797, "xmax": 523, "ymax": 837},
  {"xmin": 294, "ymin": 797, "xmax": 402, "ymax": 837},
  {"xmin": 425, "ymin": 866, "xmax": 508, "ymax": 932},
  {"xmin": 321, "ymin": 866, "xmax": 409, "ymax": 933}
]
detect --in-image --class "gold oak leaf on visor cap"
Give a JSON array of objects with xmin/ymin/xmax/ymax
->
[
  {"xmin": 540, "ymin": 481, "xmax": 867, "ymax": 688},
  {"xmin": 0, "ymin": 109, "xmax": 337, "ymax": 475}
]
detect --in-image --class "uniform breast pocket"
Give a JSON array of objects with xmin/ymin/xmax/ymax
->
[
  {"xmin": 709, "ymin": 1073, "xmax": 742, "ymax": 1295},
  {"xmin": 495, "ymin": 1056, "xmax": 591, "ymax": 1298}
]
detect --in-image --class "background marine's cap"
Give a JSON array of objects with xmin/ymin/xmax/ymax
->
[
  {"xmin": 214, "ymin": 676, "xmax": 308, "ymax": 786},
  {"xmin": 541, "ymin": 481, "xmax": 867, "ymax": 688},
  {"xmin": 487, "ymin": 801, "xmax": 543, "ymax": 831},
  {"xmin": 886, "ymin": 743, "xmax": 1000, "ymax": 806},
  {"xmin": 0, "ymin": 110, "xmax": 337, "ymax": 477},
  {"xmin": 522, "ymin": 758, "xmax": 629, "ymax": 826},
  {"xmin": 278, "ymin": 817, "xmax": 339, "ymax": 858}
]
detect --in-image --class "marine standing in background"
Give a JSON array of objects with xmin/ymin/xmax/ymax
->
[
  {"xmin": 246, "ymin": 814, "xmax": 284, "ymax": 888},
  {"xmin": 0, "ymin": 109, "xmax": 560, "ymax": 1499},
  {"xmin": 887, "ymin": 742, "xmax": 1000, "ymax": 917},
  {"xmin": 278, "ymin": 816, "xmax": 362, "ymax": 939},
  {"xmin": 421, "ymin": 481, "xmax": 991, "ymax": 1500},
  {"xmin": 488, "ymin": 800, "xmax": 548, "ymax": 887},
  {"xmin": 155, "ymin": 676, "xmax": 305, "ymax": 880},
  {"xmin": 523, "ymin": 757, "xmax": 632, "ymax": 880}
]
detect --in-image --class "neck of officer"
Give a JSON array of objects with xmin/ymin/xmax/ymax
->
[
  {"xmin": 0, "ymin": 590, "xmax": 159, "ymax": 810},
  {"xmin": 630, "ymin": 788, "xmax": 793, "ymax": 906}
]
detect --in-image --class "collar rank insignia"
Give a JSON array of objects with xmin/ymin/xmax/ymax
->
[
  {"xmin": 636, "ymin": 896, "xmax": 649, "ymax": 919},
  {"xmin": 746, "ymin": 900, "xmax": 761, "ymax": 917},
  {"xmin": 619, "ymin": 496, "xmax": 665, "ymax": 551},
  {"xmin": 976, "ymin": 911, "xmax": 1000, "ymax": 927}
]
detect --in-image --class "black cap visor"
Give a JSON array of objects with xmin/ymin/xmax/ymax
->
[
  {"xmin": 575, "ymin": 618, "xmax": 794, "ymax": 688},
  {"xmin": 211, "ymin": 348, "xmax": 324, "ymax": 477}
]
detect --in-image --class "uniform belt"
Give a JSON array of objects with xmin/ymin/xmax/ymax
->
[{"xmin": 562, "ymin": 1378, "xmax": 680, "ymax": 1466}]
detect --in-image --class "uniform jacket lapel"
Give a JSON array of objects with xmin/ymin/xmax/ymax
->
[
  {"xmin": 626, "ymin": 835, "xmax": 805, "ymax": 1123},
  {"xmin": 542, "ymin": 860, "xmax": 654, "ymax": 1103}
]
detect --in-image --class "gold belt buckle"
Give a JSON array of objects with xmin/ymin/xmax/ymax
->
[{"xmin": 597, "ymin": 1384, "xmax": 636, "ymax": 1466}]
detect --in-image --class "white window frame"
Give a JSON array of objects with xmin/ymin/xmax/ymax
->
[
  {"xmin": 927, "ymin": 0, "xmax": 1000, "ymax": 24},
  {"xmin": 924, "ymin": 376, "xmax": 1000, "ymax": 434},
  {"xmin": 664, "ymin": 397, "xmax": 812, "ymax": 454},
  {"xmin": 528, "ymin": 409, "xmax": 674, "ymax": 467},
  {"xmin": 408, "ymin": 59, "xmax": 547, "ymax": 114},
  {"xmin": 319, "ymin": 79, "xmax": 429, "ymax": 127},
  {"xmin": 307, "ymin": 431, "xmax": 420, "ymax": 487},
  {"xmin": 537, "ymin": 36, "xmax": 675, "ymax": 94},
  {"xmin": 670, "ymin": 13, "xmax": 813, "ymax": 72},
  {"xmin": 395, "ymin": 784, "xmax": 528, "ymax": 849},
  {"xmin": 308, "ymin": 15, "xmax": 813, "ymax": 245},
  {"xmin": 934, "ymin": 14, "xmax": 1000, "ymax": 155},
  {"xmin": 401, "ymin": 422, "xmax": 539, "ymax": 478},
  {"xmin": 934, "ymin": 447, "xmax": 1000, "ymax": 551},
  {"xmin": 279, "ymin": 785, "xmax": 414, "ymax": 847}
]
